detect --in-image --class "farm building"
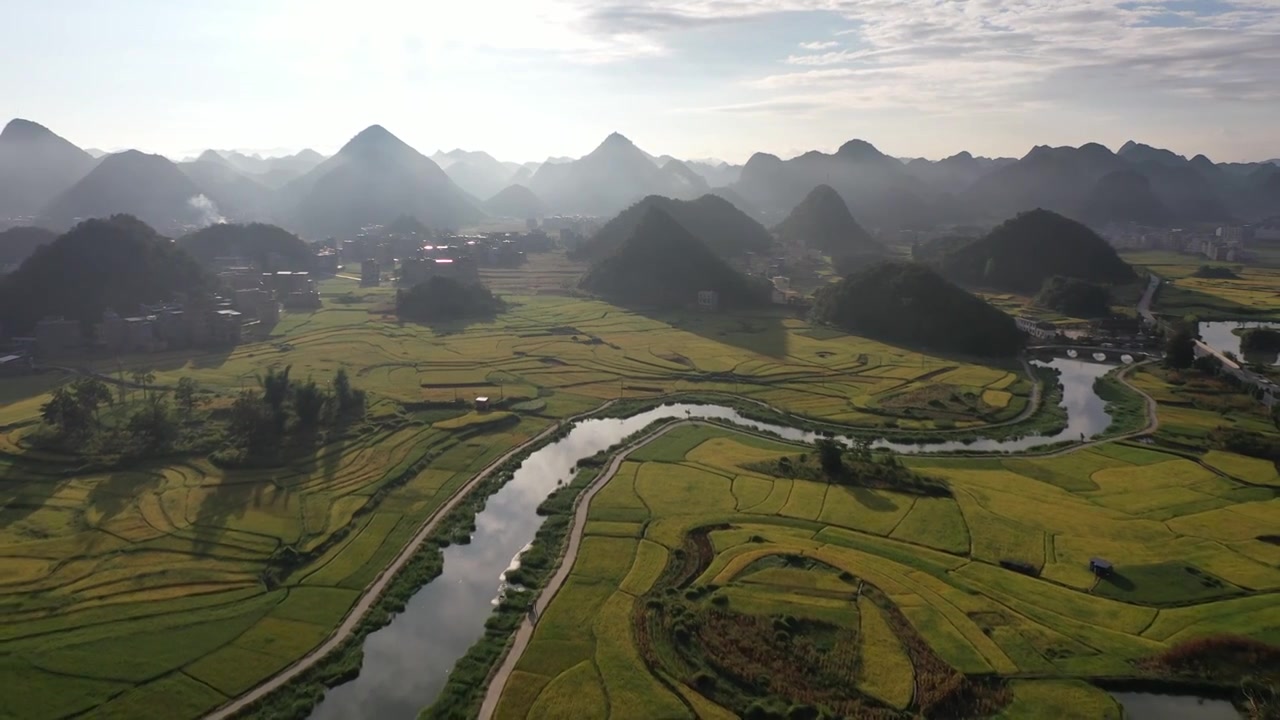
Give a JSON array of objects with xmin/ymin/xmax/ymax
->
[{"xmin": 1089, "ymin": 557, "xmax": 1113, "ymax": 577}]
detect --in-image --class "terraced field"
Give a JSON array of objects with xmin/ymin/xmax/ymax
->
[
  {"xmin": 0, "ymin": 278, "xmax": 1041, "ymax": 719},
  {"xmin": 493, "ymin": 424, "xmax": 1280, "ymax": 719}
]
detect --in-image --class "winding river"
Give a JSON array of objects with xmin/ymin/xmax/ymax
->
[{"xmin": 306, "ymin": 358, "xmax": 1122, "ymax": 720}]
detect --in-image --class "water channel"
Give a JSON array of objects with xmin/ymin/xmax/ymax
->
[
  {"xmin": 1111, "ymin": 691, "xmax": 1243, "ymax": 719},
  {"xmin": 307, "ymin": 358, "xmax": 1121, "ymax": 719}
]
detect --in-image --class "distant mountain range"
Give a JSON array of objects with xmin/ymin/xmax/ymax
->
[
  {"xmin": 2, "ymin": 117, "xmax": 1277, "ymax": 238},
  {"xmin": 0, "ymin": 119, "xmax": 96, "ymax": 220}
]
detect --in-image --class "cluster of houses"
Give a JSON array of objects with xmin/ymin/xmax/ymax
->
[
  {"xmin": 1102, "ymin": 222, "xmax": 1280, "ymax": 262},
  {"xmin": 336, "ymin": 225, "xmax": 557, "ymax": 289},
  {"xmin": 10, "ymin": 266, "xmax": 325, "ymax": 362},
  {"xmin": 26, "ymin": 300, "xmax": 244, "ymax": 360}
]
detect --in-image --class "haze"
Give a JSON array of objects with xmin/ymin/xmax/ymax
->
[{"xmin": 3, "ymin": 0, "xmax": 1278, "ymax": 163}]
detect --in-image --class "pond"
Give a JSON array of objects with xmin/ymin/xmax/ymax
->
[
  {"xmin": 1111, "ymin": 691, "xmax": 1242, "ymax": 720},
  {"xmin": 1199, "ymin": 320, "xmax": 1280, "ymax": 365},
  {"xmin": 307, "ymin": 358, "xmax": 1121, "ymax": 720}
]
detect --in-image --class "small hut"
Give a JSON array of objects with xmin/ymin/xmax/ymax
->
[
  {"xmin": 475, "ymin": 396, "xmax": 490, "ymax": 411},
  {"xmin": 1089, "ymin": 557, "xmax": 1113, "ymax": 577}
]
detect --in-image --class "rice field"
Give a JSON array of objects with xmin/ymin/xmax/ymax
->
[
  {"xmin": 495, "ymin": 424, "xmax": 1280, "ymax": 718},
  {"xmin": 1122, "ymin": 251, "xmax": 1280, "ymax": 319},
  {"xmin": 0, "ymin": 279, "xmax": 1048, "ymax": 719}
]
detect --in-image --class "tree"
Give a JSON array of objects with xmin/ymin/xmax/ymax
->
[
  {"xmin": 71, "ymin": 377, "xmax": 112, "ymax": 423},
  {"xmin": 816, "ymin": 439, "xmax": 844, "ymax": 477},
  {"xmin": 229, "ymin": 389, "xmax": 273, "ymax": 455},
  {"xmin": 1165, "ymin": 326, "xmax": 1197, "ymax": 369},
  {"xmin": 130, "ymin": 369, "xmax": 156, "ymax": 401},
  {"xmin": 126, "ymin": 397, "xmax": 176, "ymax": 451},
  {"xmin": 293, "ymin": 377, "xmax": 329, "ymax": 430},
  {"xmin": 259, "ymin": 366, "xmax": 292, "ymax": 433},
  {"xmin": 41, "ymin": 386, "xmax": 90, "ymax": 439},
  {"xmin": 174, "ymin": 377, "xmax": 203, "ymax": 418},
  {"xmin": 333, "ymin": 367, "xmax": 366, "ymax": 419}
]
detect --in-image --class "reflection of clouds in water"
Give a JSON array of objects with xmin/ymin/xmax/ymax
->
[
  {"xmin": 1199, "ymin": 321, "xmax": 1280, "ymax": 366},
  {"xmin": 308, "ymin": 410, "xmax": 685, "ymax": 720},
  {"xmin": 309, "ymin": 362, "xmax": 1119, "ymax": 719}
]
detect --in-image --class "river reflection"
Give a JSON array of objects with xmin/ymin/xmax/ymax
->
[
  {"xmin": 1111, "ymin": 691, "xmax": 1242, "ymax": 720},
  {"xmin": 1199, "ymin": 320, "xmax": 1280, "ymax": 366},
  {"xmin": 307, "ymin": 358, "xmax": 1120, "ymax": 719}
]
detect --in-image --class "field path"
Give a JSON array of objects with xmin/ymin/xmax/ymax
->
[
  {"xmin": 202, "ymin": 401, "xmax": 615, "ymax": 720},
  {"xmin": 477, "ymin": 418, "xmax": 693, "ymax": 720}
]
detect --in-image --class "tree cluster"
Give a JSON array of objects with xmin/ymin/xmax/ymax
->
[
  {"xmin": 226, "ymin": 366, "xmax": 366, "ymax": 458},
  {"xmin": 1189, "ymin": 265, "xmax": 1240, "ymax": 280},
  {"xmin": 762, "ymin": 437, "xmax": 950, "ymax": 497},
  {"xmin": 395, "ymin": 276, "xmax": 505, "ymax": 323},
  {"xmin": 1240, "ymin": 328, "xmax": 1280, "ymax": 354},
  {"xmin": 1164, "ymin": 325, "xmax": 1198, "ymax": 369},
  {"xmin": 811, "ymin": 260, "xmax": 1023, "ymax": 357},
  {"xmin": 40, "ymin": 373, "xmax": 192, "ymax": 454}
]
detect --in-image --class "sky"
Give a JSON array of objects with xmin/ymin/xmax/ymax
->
[{"xmin": 2, "ymin": 0, "xmax": 1278, "ymax": 164}]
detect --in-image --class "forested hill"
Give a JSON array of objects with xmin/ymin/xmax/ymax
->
[
  {"xmin": 812, "ymin": 261, "xmax": 1023, "ymax": 357},
  {"xmin": 929, "ymin": 208, "xmax": 1136, "ymax": 293},
  {"xmin": 0, "ymin": 215, "xmax": 213, "ymax": 334},
  {"xmin": 574, "ymin": 194, "xmax": 773, "ymax": 261},
  {"xmin": 177, "ymin": 223, "xmax": 313, "ymax": 271},
  {"xmin": 579, "ymin": 206, "xmax": 769, "ymax": 309},
  {"xmin": 773, "ymin": 184, "xmax": 884, "ymax": 258}
]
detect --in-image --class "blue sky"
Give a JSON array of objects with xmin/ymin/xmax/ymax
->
[{"xmin": 1, "ymin": 0, "xmax": 1277, "ymax": 163}]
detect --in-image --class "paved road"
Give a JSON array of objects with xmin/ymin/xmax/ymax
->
[
  {"xmin": 202, "ymin": 403, "xmax": 614, "ymax": 720},
  {"xmin": 1138, "ymin": 272, "xmax": 1161, "ymax": 325}
]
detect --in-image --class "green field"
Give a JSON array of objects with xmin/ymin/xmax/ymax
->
[
  {"xmin": 1123, "ymin": 251, "xmax": 1280, "ymax": 319},
  {"xmin": 0, "ymin": 276, "xmax": 1044, "ymax": 719},
  {"xmin": 494, "ymin": 424, "xmax": 1280, "ymax": 718}
]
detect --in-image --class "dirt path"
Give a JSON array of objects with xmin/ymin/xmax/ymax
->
[
  {"xmin": 202, "ymin": 402, "xmax": 614, "ymax": 720},
  {"xmin": 477, "ymin": 418, "xmax": 692, "ymax": 720}
]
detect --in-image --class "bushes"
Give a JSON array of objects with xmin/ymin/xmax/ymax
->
[{"xmin": 1139, "ymin": 634, "xmax": 1280, "ymax": 683}]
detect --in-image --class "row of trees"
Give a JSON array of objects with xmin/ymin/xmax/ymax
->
[
  {"xmin": 227, "ymin": 366, "xmax": 366, "ymax": 457},
  {"xmin": 41, "ymin": 375, "xmax": 207, "ymax": 453},
  {"xmin": 40, "ymin": 366, "xmax": 367, "ymax": 459}
]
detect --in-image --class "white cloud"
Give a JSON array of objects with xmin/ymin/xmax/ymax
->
[
  {"xmin": 577, "ymin": 0, "xmax": 1280, "ymax": 104},
  {"xmin": 798, "ymin": 40, "xmax": 838, "ymax": 50}
]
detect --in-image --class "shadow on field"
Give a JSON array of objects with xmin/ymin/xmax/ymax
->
[
  {"xmin": 649, "ymin": 309, "xmax": 790, "ymax": 359},
  {"xmin": 849, "ymin": 485, "xmax": 900, "ymax": 512},
  {"xmin": 189, "ymin": 476, "xmax": 288, "ymax": 554},
  {"xmin": 0, "ymin": 462, "xmax": 68, "ymax": 532},
  {"xmin": 86, "ymin": 468, "xmax": 162, "ymax": 524},
  {"xmin": 1100, "ymin": 572, "xmax": 1136, "ymax": 592}
]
